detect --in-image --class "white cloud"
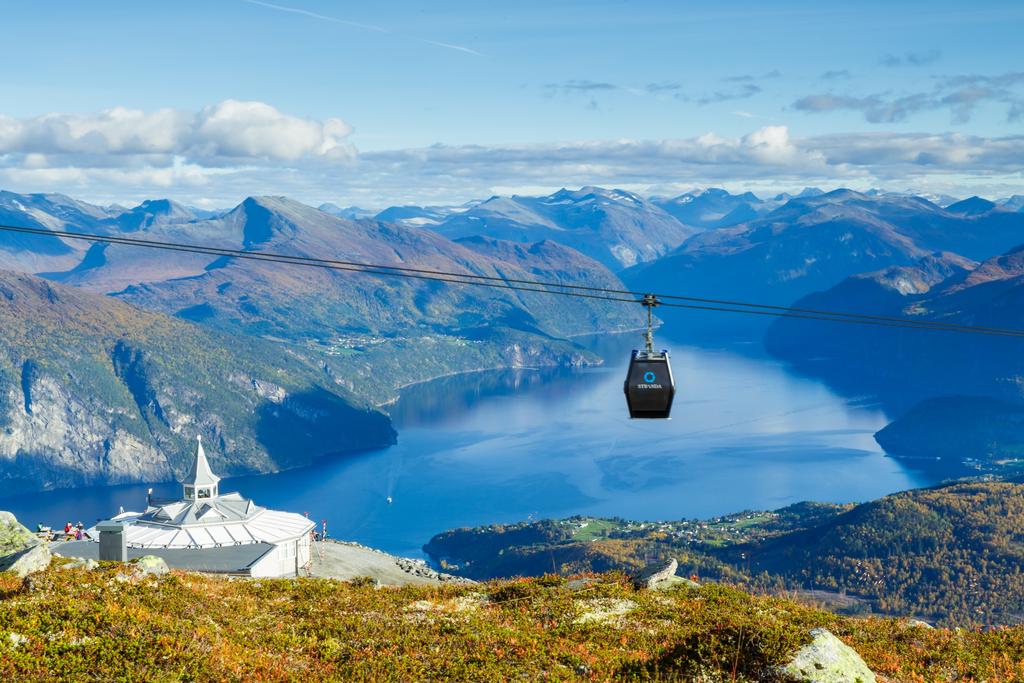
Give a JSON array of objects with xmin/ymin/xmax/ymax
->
[
  {"xmin": 741, "ymin": 125, "xmax": 813, "ymax": 164},
  {"xmin": 0, "ymin": 103, "xmax": 1020, "ymax": 207},
  {"xmin": 192, "ymin": 101, "xmax": 353, "ymax": 161},
  {"xmin": 344, "ymin": 129, "xmax": 1020, "ymax": 205},
  {"xmin": 0, "ymin": 100, "xmax": 354, "ymax": 163}
]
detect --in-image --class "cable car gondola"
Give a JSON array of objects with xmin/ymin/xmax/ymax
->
[{"xmin": 624, "ymin": 294, "xmax": 675, "ymax": 419}]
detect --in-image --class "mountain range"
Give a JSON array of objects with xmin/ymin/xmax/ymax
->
[
  {"xmin": 396, "ymin": 186, "xmax": 697, "ymax": 271},
  {"xmin": 0, "ymin": 192, "xmax": 644, "ymax": 399},
  {"xmin": 380, "ymin": 184, "xmax": 1024, "ymax": 468},
  {"xmin": 622, "ymin": 189, "xmax": 1024, "ymax": 336},
  {"xmin": 1, "ymin": 184, "xmax": 1023, "ymax": 491},
  {"xmin": 0, "ymin": 190, "xmax": 654, "ymax": 492},
  {"xmin": 652, "ymin": 187, "xmax": 767, "ymax": 229},
  {"xmin": 764, "ymin": 241, "xmax": 1024, "ymax": 460}
]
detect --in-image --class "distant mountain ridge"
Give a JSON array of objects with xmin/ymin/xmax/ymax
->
[
  {"xmin": 114, "ymin": 198, "xmax": 198, "ymax": 231},
  {"xmin": 0, "ymin": 190, "xmax": 641, "ymax": 406},
  {"xmin": 427, "ymin": 186, "xmax": 696, "ymax": 271},
  {"xmin": 945, "ymin": 195, "xmax": 997, "ymax": 216},
  {"xmin": 652, "ymin": 187, "xmax": 764, "ymax": 229},
  {"xmin": 762, "ymin": 241, "xmax": 1024, "ymax": 465},
  {"xmin": 622, "ymin": 188, "xmax": 1024, "ymax": 336},
  {"xmin": 1, "ymin": 184, "xmax": 1023, "ymax": 491}
]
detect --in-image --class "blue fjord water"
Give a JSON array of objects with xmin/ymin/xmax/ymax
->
[{"xmin": 0, "ymin": 337, "xmax": 945, "ymax": 558}]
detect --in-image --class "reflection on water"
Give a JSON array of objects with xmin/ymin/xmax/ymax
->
[
  {"xmin": 387, "ymin": 365, "xmax": 601, "ymax": 429},
  {"xmin": 0, "ymin": 335, "xmax": 957, "ymax": 558}
]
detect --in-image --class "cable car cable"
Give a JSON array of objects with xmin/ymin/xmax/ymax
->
[
  {"xmin": 1, "ymin": 222, "xmax": 1011, "ymax": 335},
  {"xmin": 0, "ymin": 222, "xmax": 1011, "ymax": 335},
  {"xmin": 0, "ymin": 224, "xmax": 637, "ymax": 303},
  {"xmin": 655, "ymin": 301, "xmax": 1024, "ymax": 337},
  {"xmin": 2, "ymin": 224, "xmax": 1007, "ymax": 335},
  {"xmin": 0, "ymin": 222, "xmax": 1023, "ymax": 337}
]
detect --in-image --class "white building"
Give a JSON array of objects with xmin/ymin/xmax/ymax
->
[{"xmin": 56, "ymin": 436, "xmax": 315, "ymax": 578}]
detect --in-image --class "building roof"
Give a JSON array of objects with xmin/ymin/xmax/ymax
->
[
  {"xmin": 182, "ymin": 435, "xmax": 220, "ymax": 488},
  {"xmin": 53, "ymin": 540, "xmax": 276, "ymax": 574},
  {"xmin": 88, "ymin": 433, "xmax": 315, "ymax": 551},
  {"xmin": 142, "ymin": 491, "xmax": 261, "ymax": 527},
  {"xmin": 105, "ymin": 506, "xmax": 314, "ymax": 549}
]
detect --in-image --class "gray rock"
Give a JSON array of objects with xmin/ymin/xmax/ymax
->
[
  {"xmin": 780, "ymin": 628, "xmax": 876, "ymax": 683},
  {"xmin": 115, "ymin": 556, "xmax": 169, "ymax": 583},
  {"xmin": 62, "ymin": 557, "xmax": 99, "ymax": 571},
  {"xmin": 0, "ymin": 510, "xmax": 38, "ymax": 556},
  {"xmin": 631, "ymin": 558, "xmax": 678, "ymax": 590},
  {"xmin": 0, "ymin": 511, "xmax": 50, "ymax": 577},
  {"xmin": 309, "ymin": 540, "xmax": 470, "ymax": 587},
  {"xmin": 573, "ymin": 598, "xmax": 638, "ymax": 625},
  {"xmin": 4, "ymin": 544, "xmax": 51, "ymax": 578},
  {"xmin": 905, "ymin": 618, "xmax": 934, "ymax": 630},
  {"xmin": 566, "ymin": 577, "xmax": 598, "ymax": 591},
  {"xmin": 0, "ymin": 375, "xmax": 171, "ymax": 491},
  {"xmin": 650, "ymin": 575, "xmax": 699, "ymax": 592},
  {"xmin": 131, "ymin": 555, "xmax": 170, "ymax": 578}
]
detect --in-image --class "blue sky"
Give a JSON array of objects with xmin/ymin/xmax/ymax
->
[{"xmin": 1, "ymin": 1, "xmax": 1022, "ymax": 206}]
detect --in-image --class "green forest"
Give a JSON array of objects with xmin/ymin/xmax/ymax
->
[{"xmin": 425, "ymin": 481, "xmax": 1024, "ymax": 626}]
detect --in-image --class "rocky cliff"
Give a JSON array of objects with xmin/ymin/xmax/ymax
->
[{"xmin": 0, "ymin": 271, "xmax": 395, "ymax": 494}]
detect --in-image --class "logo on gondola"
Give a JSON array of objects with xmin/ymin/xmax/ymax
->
[{"xmin": 643, "ymin": 371, "xmax": 657, "ymax": 383}]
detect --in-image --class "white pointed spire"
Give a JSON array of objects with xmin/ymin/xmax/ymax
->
[{"xmin": 182, "ymin": 434, "xmax": 221, "ymax": 489}]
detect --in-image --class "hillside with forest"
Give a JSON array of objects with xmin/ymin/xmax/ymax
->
[
  {"xmin": 425, "ymin": 480, "xmax": 1024, "ymax": 627},
  {"xmin": 0, "ymin": 270, "xmax": 394, "ymax": 494},
  {"xmin": 0, "ymin": 191, "xmax": 641, "ymax": 405},
  {"xmin": 2, "ymin": 185, "xmax": 1024, "ymax": 494},
  {"xmin": 622, "ymin": 189, "xmax": 1024, "ymax": 338},
  {"xmin": 765, "ymin": 241, "xmax": 1024, "ymax": 461}
]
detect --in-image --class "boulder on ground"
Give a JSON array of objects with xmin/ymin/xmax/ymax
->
[
  {"xmin": 62, "ymin": 557, "xmax": 100, "ymax": 571},
  {"xmin": 573, "ymin": 598, "xmax": 637, "ymax": 626},
  {"xmin": 780, "ymin": 628, "xmax": 876, "ymax": 683},
  {"xmin": 630, "ymin": 558, "xmax": 678, "ymax": 590},
  {"xmin": 0, "ymin": 511, "xmax": 51, "ymax": 577},
  {"xmin": 566, "ymin": 577, "xmax": 598, "ymax": 591},
  {"xmin": 116, "ymin": 555, "xmax": 170, "ymax": 582},
  {"xmin": 132, "ymin": 555, "xmax": 170, "ymax": 578},
  {"xmin": 4, "ymin": 545, "xmax": 52, "ymax": 578},
  {"xmin": 650, "ymin": 575, "xmax": 699, "ymax": 592},
  {"xmin": 0, "ymin": 512, "xmax": 37, "ymax": 554},
  {"xmin": 904, "ymin": 618, "xmax": 934, "ymax": 630}
]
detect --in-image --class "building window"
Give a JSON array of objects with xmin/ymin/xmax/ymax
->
[
  {"xmin": 184, "ymin": 486, "xmax": 194, "ymax": 498},
  {"xmin": 197, "ymin": 488, "xmax": 211, "ymax": 499}
]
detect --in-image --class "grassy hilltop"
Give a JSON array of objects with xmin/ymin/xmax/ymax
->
[{"xmin": 1, "ymin": 561, "xmax": 1024, "ymax": 681}]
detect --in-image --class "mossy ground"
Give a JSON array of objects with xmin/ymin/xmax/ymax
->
[{"xmin": 0, "ymin": 563, "xmax": 1022, "ymax": 681}]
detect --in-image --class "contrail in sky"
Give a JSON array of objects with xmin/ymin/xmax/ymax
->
[
  {"xmin": 419, "ymin": 39, "xmax": 483, "ymax": 57},
  {"xmin": 241, "ymin": 0, "xmax": 482, "ymax": 56},
  {"xmin": 243, "ymin": 0, "xmax": 387, "ymax": 32}
]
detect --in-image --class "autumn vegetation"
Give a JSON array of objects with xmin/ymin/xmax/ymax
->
[
  {"xmin": 426, "ymin": 481, "xmax": 1024, "ymax": 627},
  {"xmin": 2, "ymin": 560, "xmax": 1024, "ymax": 681}
]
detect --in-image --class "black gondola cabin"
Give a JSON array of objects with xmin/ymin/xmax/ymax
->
[
  {"xmin": 624, "ymin": 349, "xmax": 675, "ymax": 418},
  {"xmin": 623, "ymin": 293, "xmax": 675, "ymax": 418}
]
